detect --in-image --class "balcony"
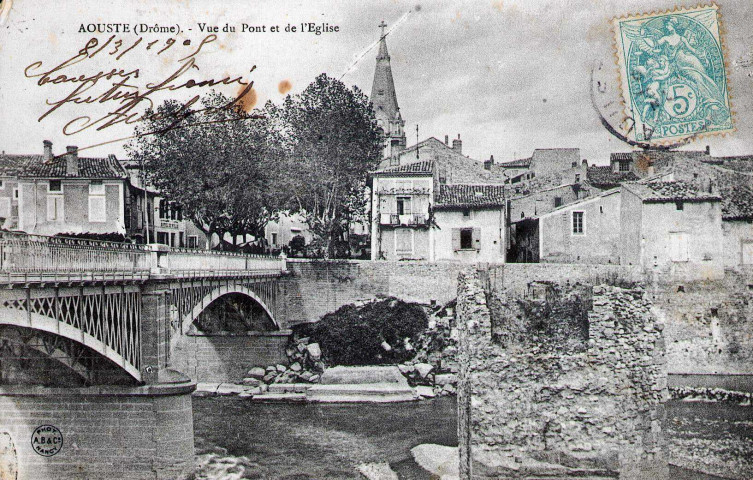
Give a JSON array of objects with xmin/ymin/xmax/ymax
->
[
  {"xmin": 156, "ymin": 218, "xmax": 184, "ymax": 231},
  {"xmin": 379, "ymin": 213, "xmax": 429, "ymax": 226}
]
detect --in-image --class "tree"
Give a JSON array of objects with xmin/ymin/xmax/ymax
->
[
  {"xmin": 125, "ymin": 91, "xmax": 279, "ymax": 249},
  {"xmin": 270, "ymin": 74, "xmax": 383, "ymax": 258}
]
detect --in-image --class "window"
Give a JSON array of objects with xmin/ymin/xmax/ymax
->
[
  {"xmin": 89, "ymin": 181, "xmax": 105, "ymax": 195},
  {"xmin": 13, "ymin": 187, "xmax": 18, "ymax": 199},
  {"xmin": 572, "ymin": 211, "xmax": 584, "ymax": 234},
  {"xmin": 554, "ymin": 197, "xmax": 563, "ymax": 208},
  {"xmin": 575, "ymin": 174, "xmax": 581, "ymax": 183},
  {"xmin": 619, "ymin": 161, "xmax": 630, "ymax": 172},
  {"xmin": 396, "ymin": 196, "xmax": 411, "ymax": 215},
  {"xmin": 188, "ymin": 235, "xmax": 199, "ymax": 248},
  {"xmin": 675, "ymin": 201, "xmax": 684, "ymax": 211},
  {"xmin": 462, "ymin": 208, "xmax": 470, "ymax": 218},
  {"xmin": 670, "ymin": 232, "xmax": 689, "ymax": 262},
  {"xmin": 47, "ymin": 195, "xmax": 64, "ymax": 221},
  {"xmin": 460, "ymin": 228, "xmax": 473, "ymax": 249},
  {"xmin": 88, "ymin": 196, "xmax": 106, "ymax": 222},
  {"xmin": 0, "ymin": 180, "xmax": 4, "ymax": 189},
  {"xmin": 395, "ymin": 229, "xmax": 413, "ymax": 254},
  {"xmin": 271, "ymin": 232, "xmax": 278, "ymax": 246},
  {"xmin": 48, "ymin": 180, "xmax": 62, "ymax": 192},
  {"xmin": 88, "ymin": 181, "xmax": 106, "ymax": 223}
]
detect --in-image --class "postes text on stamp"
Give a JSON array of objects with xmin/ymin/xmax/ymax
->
[{"xmin": 613, "ymin": 4, "xmax": 732, "ymax": 143}]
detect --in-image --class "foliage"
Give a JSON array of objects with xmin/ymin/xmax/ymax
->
[
  {"xmin": 269, "ymin": 74, "xmax": 383, "ymax": 258},
  {"xmin": 125, "ymin": 91, "xmax": 280, "ymax": 248},
  {"xmin": 288, "ymin": 234, "xmax": 306, "ymax": 257},
  {"xmin": 293, "ymin": 298, "xmax": 428, "ymax": 365}
]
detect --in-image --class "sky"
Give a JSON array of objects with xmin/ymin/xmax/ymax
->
[{"xmin": 1, "ymin": 0, "xmax": 752, "ymax": 165}]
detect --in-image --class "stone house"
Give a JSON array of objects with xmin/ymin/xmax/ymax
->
[
  {"xmin": 16, "ymin": 144, "xmax": 127, "ymax": 236},
  {"xmin": 370, "ymin": 160, "xmax": 434, "ymax": 260},
  {"xmin": 620, "ymin": 181, "xmax": 724, "ymax": 279},
  {"xmin": 507, "ymin": 183, "xmax": 593, "ymax": 262},
  {"xmin": 538, "ymin": 188, "xmax": 622, "ymax": 264},
  {"xmin": 0, "ymin": 154, "xmax": 30, "ymax": 230}
]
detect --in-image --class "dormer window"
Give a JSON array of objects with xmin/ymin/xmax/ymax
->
[{"xmin": 49, "ymin": 180, "xmax": 62, "ymax": 192}]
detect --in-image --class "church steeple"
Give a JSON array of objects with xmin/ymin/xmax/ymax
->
[{"xmin": 371, "ymin": 20, "xmax": 406, "ymax": 160}]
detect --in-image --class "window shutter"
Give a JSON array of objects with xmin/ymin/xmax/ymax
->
[
  {"xmin": 47, "ymin": 196, "xmax": 62, "ymax": 221},
  {"xmin": 472, "ymin": 227, "xmax": 481, "ymax": 250},
  {"xmin": 89, "ymin": 195, "xmax": 107, "ymax": 222},
  {"xmin": 452, "ymin": 228, "xmax": 460, "ymax": 251}
]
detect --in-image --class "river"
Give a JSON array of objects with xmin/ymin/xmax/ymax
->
[{"xmin": 193, "ymin": 397, "xmax": 751, "ymax": 479}]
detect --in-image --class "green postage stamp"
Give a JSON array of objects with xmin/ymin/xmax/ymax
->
[{"xmin": 613, "ymin": 4, "xmax": 733, "ymax": 143}]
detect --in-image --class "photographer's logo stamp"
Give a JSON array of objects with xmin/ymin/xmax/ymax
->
[
  {"xmin": 613, "ymin": 4, "xmax": 732, "ymax": 143},
  {"xmin": 31, "ymin": 425, "xmax": 63, "ymax": 457}
]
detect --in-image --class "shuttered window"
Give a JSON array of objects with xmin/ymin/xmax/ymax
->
[
  {"xmin": 47, "ymin": 195, "xmax": 64, "ymax": 221},
  {"xmin": 395, "ymin": 229, "xmax": 413, "ymax": 254},
  {"xmin": 89, "ymin": 195, "xmax": 106, "ymax": 222},
  {"xmin": 454, "ymin": 228, "xmax": 481, "ymax": 251}
]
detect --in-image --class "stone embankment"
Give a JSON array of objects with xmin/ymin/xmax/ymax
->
[{"xmin": 193, "ymin": 300, "xmax": 461, "ymax": 401}]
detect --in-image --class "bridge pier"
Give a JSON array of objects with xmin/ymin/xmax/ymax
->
[{"xmin": 0, "ymin": 381, "xmax": 195, "ymax": 480}]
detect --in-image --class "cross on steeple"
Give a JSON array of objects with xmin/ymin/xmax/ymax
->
[{"xmin": 379, "ymin": 20, "xmax": 387, "ymax": 37}]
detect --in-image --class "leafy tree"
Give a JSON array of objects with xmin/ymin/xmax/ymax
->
[
  {"xmin": 270, "ymin": 74, "xmax": 383, "ymax": 258},
  {"xmin": 125, "ymin": 92, "xmax": 280, "ymax": 249}
]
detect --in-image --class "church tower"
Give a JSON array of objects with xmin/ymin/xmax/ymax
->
[{"xmin": 371, "ymin": 21, "xmax": 407, "ymax": 160}]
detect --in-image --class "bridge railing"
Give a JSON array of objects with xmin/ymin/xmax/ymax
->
[
  {"xmin": 0, "ymin": 232, "xmax": 286, "ymax": 281},
  {"xmin": 0, "ymin": 231, "xmax": 152, "ymax": 278},
  {"xmin": 165, "ymin": 247, "xmax": 286, "ymax": 275}
]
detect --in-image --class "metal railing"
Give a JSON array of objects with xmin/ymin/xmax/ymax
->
[
  {"xmin": 167, "ymin": 247, "xmax": 286, "ymax": 275},
  {"xmin": 0, "ymin": 231, "xmax": 286, "ymax": 281},
  {"xmin": 0, "ymin": 231, "xmax": 151, "ymax": 275}
]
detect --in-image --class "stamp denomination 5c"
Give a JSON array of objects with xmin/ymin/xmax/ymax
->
[{"xmin": 613, "ymin": 4, "xmax": 732, "ymax": 143}]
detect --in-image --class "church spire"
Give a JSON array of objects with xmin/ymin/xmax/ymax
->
[{"xmin": 371, "ymin": 20, "xmax": 406, "ymax": 159}]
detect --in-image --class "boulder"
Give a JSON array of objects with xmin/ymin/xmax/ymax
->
[
  {"xmin": 265, "ymin": 366, "xmax": 277, "ymax": 373},
  {"xmin": 290, "ymin": 362, "xmax": 302, "ymax": 372},
  {"xmin": 263, "ymin": 373, "xmax": 276, "ymax": 383},
  {"xmin": 241, "ymin": 377, "xmax": 261, "ymax": 387},
  {"xmin": 247, "ymin": 367, "xmax": 266, "ymax": 379},
  {"xmin": 306, "ymin": 343, "xmax": 322, "ymax": 361},
  {"xmin": 309, "ymin": 374, "xmax": 320, "ymax": 383},
  {"xmin": 434, "ymin": 373, "xmax": 457, "ymax": 386},
  {"xmin": 275, "ymin": 364, "xmax": 287, "ymax": 373},
  {"xmin": 299, "ymin": 371, "xmax": 313, "ymax": 381},
  {"xmin": 398, "ymin": 364, "xmax": 415, "ymax": 375},
  {"xmin": 414, "ymin": 363, "xmax": 434, "ymax": 379},
  {"xmin": 441, "ymin": 384, "xmax": 456, "ymax": 395}
]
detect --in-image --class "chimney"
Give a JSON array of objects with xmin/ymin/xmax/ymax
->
[
  {"xmin": 484, "ymin": 155, "xmax": 495, "ymax": 170},
  {"xmin": 705, "ymin": 145, "xmax": 710, "ymax": 155},
  {"xmin": 582, "ymin": 159, "xmax": 588, "ymax": 167},
  {"xmin": 43, "ymin": 140, "xmax": 53, "ymax": 161},
  {"xmin": 444, "ymin": 135, "xmax": 449, "ymax": 146},
  {"xmin": 452, "ymin": 134, "xmax": 462, "ymax": 154},
  {"xmin": 66, "ymin": 146, "xmax": 79, "ymax": 176}
]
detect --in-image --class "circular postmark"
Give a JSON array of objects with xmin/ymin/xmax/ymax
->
[{"xmin": 31, "ymin": 425, "xmax": 63, "ymax": 457}]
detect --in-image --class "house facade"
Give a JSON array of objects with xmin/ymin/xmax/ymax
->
[
  {"xmin": 17, "ymin": 144, "xmax": 127, "ymax": 236},
  {"xmin": 620, "ymin": 181, "xmax": 724, "ymax": 279}
]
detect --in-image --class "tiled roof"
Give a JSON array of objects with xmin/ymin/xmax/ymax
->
[
  {"xmin": 435, "ymin": 184, "xmax": 506, "ymax": 209},
  {"xmin": 373, "ymin": 160, "xmax": 433, "ymax": 176},
  {"xmin": 624, "ymin": 181, "xmax": 721, "ymax": 202},
  {"xmin": 710, "ymin": 155, "xmax": 753, "ymax": 173},
  {"xmin": 722, "ymin": 185, "xmax": 753, "ymax": 220},
  {"xmin": 497, "ymin": 157, "xmax": 532, "ymax": 168},
  {"xmin": 587, "ymin": 165, "xmax": 639, "ymax": 188},
  {"xmin": 21, "ymin": 155, "xmax": 126, "ymax": 179},
  {"xmin": 0, "ymin": 155, "xmax": 38, "ymax": 176}
]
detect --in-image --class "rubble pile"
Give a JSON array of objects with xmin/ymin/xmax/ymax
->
[
  {"xmin": 670, "ymin": 386, "xmax": 753, "ymax": 405},
  {"xmin": 237, "ymin": 336, "xmax": 325, "ymax": 393},
  {"xmin": 397, "ymin": 300, "xmax": 459, "ymax": 397}
]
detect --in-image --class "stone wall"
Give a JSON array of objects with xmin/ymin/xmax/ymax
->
[
  {"xmin": 281, "ymin": 260, "xmax": 468, "ymax": 324},
  {"xmin": 0, "ymin": 383, "xmax": 195, "ymax": 480},
  {"xmin": 654, "ymin": 268, "xmax": 753, "ymax": 375},
  {"xmin": 458, "ymin": 269, "xmax": 668, "ymax": 479},
  {"xmin": 170, "ymin": 332, "xmax": 289, "ymax": 383}
]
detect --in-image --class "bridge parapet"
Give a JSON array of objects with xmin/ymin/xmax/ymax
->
[{"xmin": 0, "ymin": 231, "xmax": 286, "ymax": 284}]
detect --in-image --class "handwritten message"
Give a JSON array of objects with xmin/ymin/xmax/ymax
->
[{"xmin": 24, "ymin": 33, "xmax": 255, "ymax": 142}]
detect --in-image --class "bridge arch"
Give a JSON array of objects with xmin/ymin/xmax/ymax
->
[
  {"xmin": 0, "ymin": 307, "xmax": 142, "ymax": 382},
  {"xmin": 180, "ymin": 284, "xmax": 280, "ymax": 335}
]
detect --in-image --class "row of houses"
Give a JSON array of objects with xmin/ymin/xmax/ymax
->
[
  {"xmin": 0, "ymin": 141, "xmax": 208, "ymax": 248},
  {"xmin": 369, "ymin": 137, "xmax": 753, "ymax": 279}
]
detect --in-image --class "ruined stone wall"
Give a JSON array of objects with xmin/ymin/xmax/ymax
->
[
  {"xmin": 654, "ymin": 269, "xmax": 753, "ymax": 376},
  {"xmin": 458, "ymin": 269, "xmax": 668, "ymax": 479}
]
